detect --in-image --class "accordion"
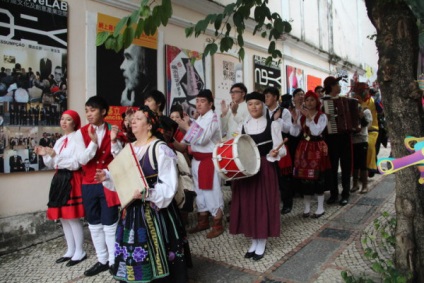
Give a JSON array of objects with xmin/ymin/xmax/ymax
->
[{"xmin": 322, "ymin": 97, "xmax": 360, "ymax": 134}]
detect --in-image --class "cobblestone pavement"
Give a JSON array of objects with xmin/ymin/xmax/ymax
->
[{"xmin": 0, "ymin": 146, "xmax": 394, "ymax": 283}]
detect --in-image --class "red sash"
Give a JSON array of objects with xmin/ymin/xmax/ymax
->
[{"xmin": 192, "ymin": 152, "xmax": 214, "ymax": 190}]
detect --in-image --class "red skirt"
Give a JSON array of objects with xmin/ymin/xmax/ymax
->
[
  {"xmin": 47, "ymin": 170, "xmax": 84, "ymax": 220},
  {"xmin": 230, "ymin": 157, "xmax": 280, "ymax": 238},
  {"xmin": 277, "ymin": 145, "xmax": 292, "ymax": 176},
  {"xmin": 293, "ymin": 139, "xmax": 331, "ymax": 180}
]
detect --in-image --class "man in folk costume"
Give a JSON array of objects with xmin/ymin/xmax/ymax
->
[
  {"xmin": 176, "ymin": 89, "xmax": 225, "ymax": 239},
  {"xmin": 74, "ymin": 96, "xmax": 120, "ymax": 276}
]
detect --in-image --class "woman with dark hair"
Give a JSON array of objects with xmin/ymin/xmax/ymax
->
[
  {"xmin": 229, "ymin": 92, "xmax": 286, "ymax": 261},
  {"xmin": 290, "ymin": 91, "xmax": 331, "ymax": 218},
  {"xmin": 35, "ymin": 110, "xmax": 86, "ymax": 266},
  {"xmin": 97, "ymin": 106, "xmax": 192, "ymax": 282}
]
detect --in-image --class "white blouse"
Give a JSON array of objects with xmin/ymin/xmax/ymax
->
[
  {"xmin": 290, "ymin": 112, "xmax": 328, "ymax": 137},
  {"xmin": 103, "ymin": 142, "xmax": 178, "ymax": 209},
  {"xmin": 43, "ymin": 132, "xmax": 80, "ymax": 170},
  {"xmin": 237, "ymin": 115, "xmax": 286, "ymax": 161}
]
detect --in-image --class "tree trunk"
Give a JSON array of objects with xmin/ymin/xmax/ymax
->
[{"xmin": 365, "ymin": 1, "xmax": 424, "ymax": 282}]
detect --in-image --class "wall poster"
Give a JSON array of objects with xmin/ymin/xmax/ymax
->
[
  {"xmin": 165, "ymin": 45, "xmax": 205, "ymax": 118},
  {"xmin": 213, "ymin": 53, "xmax": 243, "ymax": 118},
  {"xmin": 96, "ymin": 13, "xmax": 158, "ymax": 127},
  {"xmin": 253, "ymin": 55, "xmax": 281, "ymax": 93},
  {"xmin": 307, "ymin": 75, "xmax": 322, "ymax": 93},
  {"xmin": 286, "ymin": 65, "xmax": 305, "ymax": 95},
  {"xmin": 0, "ymin": 0, "xmax": 68, "ymax": 173}
]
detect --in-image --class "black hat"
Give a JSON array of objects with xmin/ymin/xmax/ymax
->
[
  {"xmin": 245, "ymin": 92, "xmax": 265, "ymax": 102},
  {"xmin": 323, "ymin": 76, "xmax": 342, "ymax": 93},
  {"xmin": 197, "ymin": 89, "xmax": 214, "ymax": 103}
]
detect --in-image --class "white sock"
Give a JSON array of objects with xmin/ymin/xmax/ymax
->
[
  {"xmin": 303, "ymin": 195, "xmax": 311, "ymax": 214},
  {"xmin": 103, "ymin": 222, "xmax": 118, "ymax": 266},
  {"xmin": 248, "ymin": 239, "xmax": 258, "ymax": 253},
  {"xmin": 316, "ymin": 195, "xmax": 325, "ymax": 215},
  {"xmin": 255, "ymin": 239, "xmax": 267, "ymax": 255},
  {"xmin": 68, "ymin": 219, "xmax": 85, "ymax": 260},
  {"xmin": 89, "ymin": 223, "xmax": 108, "ymax": 264},
  {"xmin": 61, "ymin": 219, "xmax": 75, "ymax": 258}
]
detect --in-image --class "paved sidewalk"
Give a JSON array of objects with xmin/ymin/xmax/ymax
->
[{"xmin": 0, "ymin": 147, "xmax": 395, "ymax": 283}]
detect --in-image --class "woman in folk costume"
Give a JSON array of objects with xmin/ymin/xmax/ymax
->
[
  {"xmin": 229, "ymin": 92, "xmax": 286, "ymax": 261},
  {"xmin": 35, "ymin": 110, "xmax": 87, "ymax": 266},
  {"xmin": 96, "ymin": 106, "xmax": 192, "ymax": 282},
  {"xmin": 290, "ymin": 90, "xmax": 331, "ymax": 218}
]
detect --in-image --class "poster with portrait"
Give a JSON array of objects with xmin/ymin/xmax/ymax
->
[
  {"xmin": 0, "ymin": 0, "xmax": 68, "ymax": 174},
  {"xmin": 96, "ymin": 13, "xmax": 158, "ymax": 127},
  {"xmin": 165, "ymin": 45, "xmax": 205, "ymax": 118},
  {"xmin": 253, "ymin": 55, "xmax": 281, "ymax": 92},
  {"xmin": 286, "ymin": 65, "xmax": 305, "ymax": 95},
  {"xmin": 307, "ymin": 75, "xmax": 322, "ymax": 93},
  {"xmin": 213, "ymin": 53, "xmax": 243, "ymax": 118}
]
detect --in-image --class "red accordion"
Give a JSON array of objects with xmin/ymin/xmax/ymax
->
[{"xmin": 323, "ymin": 97, "xmax": 360, "ymax": 134}]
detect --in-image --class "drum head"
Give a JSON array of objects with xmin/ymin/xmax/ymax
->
[{"xmin": 234, "ymin": 134, "xmax": 260, "ymax": 176}]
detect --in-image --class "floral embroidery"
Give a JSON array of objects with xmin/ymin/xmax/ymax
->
[{"xmin": 133, "ymin": 246, "xmax": 148, "ymax": 262}]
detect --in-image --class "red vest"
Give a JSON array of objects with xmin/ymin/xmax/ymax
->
[{"xmin": 80, "ymin": 123, "xmax": 120, "ymax": 206}]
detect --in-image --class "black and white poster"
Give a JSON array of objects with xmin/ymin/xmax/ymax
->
[
  {"xmin": 0, "ymin": 0, "xmax": 68, "ymax": 173},
  {"xmin": 253, "ymin": 55, "xmax": 281, "ymax": 92}
]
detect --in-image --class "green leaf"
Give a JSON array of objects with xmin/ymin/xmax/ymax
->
[
  {"xmin": 113, "ymin": 16, "xmax": 128, "ymax": 37},
  {"xmin": 96, "ymin": 31, "xmax": 110, "ymax": 46},
  {"xmin": 140, "ymin": 0, "xmax": 149, "ymax": 7},
  {"xmin": 160, "ymin": 7, "xmax": 170, "ymax": 26},
  {"xmin": 233, "ymin": 12, "xmax": 243, "ymax": 29},
  {"xmin": 220, "ymin": 36, "xmax": 234, "ymax": 52},
  {"xmin": 225, "ymin": 23, "xmax": 232, "ymax": 36},
  {"xmin": 195, "ymin": 20, "xmax": 208, "ymax": 37},
  {"xmin": 128, "ymin": 10, "xmax": 139, "ymax": 26},
  {"xmin": 185, "ymin": 26, "xmax": 194, "ymax": 37},
  {"xmin": 224, "ymin": 3, "xmax": 236, "ymax": 16},
  {"xmin": 162, "ymin": 0, "xmax": 172, "ymax": 17},
  {"xmin": 261, "ymin": 31, "xmax": 267, "ymax": 38},
  {"xmin": 282, "ymin": 21, "xmax": 292, "ymax": 33},
  {"xmin": 237, "ymin": 34, "xmax": 244, "ymax": 47},
  {"xmin": 104, "ymin": 36, "xmax": 115, "ymax": 50},
  {"xmin": 204, "ymin": 42, "xmax": 218, "ymax": 58},
  {"xmin": 254, "ymin": 6, "xmax": 265, "ymax": 22},
  {"xmin": 268, "ymin": 41, "xmax": 276, "ymax": 53},
  {"xmin": 152, "ymin": 6, "xmax": 162, "ymax": 27},
  {"xmin": 371, "ymin": 262, "xmax": 384, "ymax": 273},
  {"xmin": 116, "ymin": 33, "xmax": 124, "ymax": 52},
  {"xmin": 214, "ymin": 14, "xmax": 223, "ymax": 31},
  {"xmin": 238, "ymin": 47, "xmax": 245, "ymax": 61},
  {"xmin": 140, "ymin": 6, "xmax": 150, "ymax": 18},
  {"xmin": 122, "ymin": 27, "xmax": 135, "ymax": 49},
  {"xmin": 135, "ymin": 19, "xmax": 145, "ymax": 38}
]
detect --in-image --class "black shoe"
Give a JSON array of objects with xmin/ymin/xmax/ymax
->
[
  {"xmin": 84, "ymin": 262, "xmax": 109, "ymax": 277},
  {"xmin": 326, "ymin": 197, "xmax": 337, "ymax": 204},
  {"xmin": 244, "ymin": 251, "xmax": 255, "ymax": 259},
  {"xmin": 252, "ymin": 251, "xmax": 265, "ymax": 261},
  {"xmin": 339, "ymin": 198, "xmax": 348, "ymax": 206},
  {"xmin": 55, "ymin": 257, "xmax": 71, "ymax": 263},
  {"xmin": 66, "ymin": 254, "xmax": 87, "ymax": 267},
  {"xmin": 109, "ymin": 264, "xmax": 115, "ymax": 276},
  {"xmin": 281, "ymin": 207, "xmax": 292, "ymax": 215}
]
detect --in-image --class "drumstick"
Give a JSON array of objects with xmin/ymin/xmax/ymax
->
[{"xmin": 274, "ymin": 138, "xmax": 289, "ymax": 151}]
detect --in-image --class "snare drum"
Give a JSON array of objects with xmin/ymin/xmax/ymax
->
[{"xmin": 212, "ymin": 134, "xmax": 260, "ymax": 180}]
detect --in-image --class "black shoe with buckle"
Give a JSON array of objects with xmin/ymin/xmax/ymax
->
[
  {"xmin": 66, "ymin": 254, "xmax": 87, "ymax": 267},
  {"xmin": 55, "ymin": 257, "xmax": 71, "ymax": 264},
  {"xmin": 84, "ymin": 262, "xmax": 109, "ymax": 277},
  {"xmin": 339, "ymin": 198, "xmax": 348, "ymax": 206},
  {"xmin": 244, "ymin": 251, "xmax": 255, "ymax": 259}
]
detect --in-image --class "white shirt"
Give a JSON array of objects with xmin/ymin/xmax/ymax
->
[
  {"xmin": 43, "ymin": 132, "xmax": 80, "ymax": 170},
  {"xmin": 290, "ymin": 112, "xmax": 328, "ymax": 137},
  {"xmin": 268, "ymin": 107, "xmax": 292, "ymax": 134},
  {"xmin": 353, "ymin": 109, "xmax": 372, "ymax": 144},
  {"xmin": 221, "ymin": 101, "xmax": 248, "ymax": 140},
  {"xmin": 103, "ymin": 142, "xmax": 178, "ymax": 209},
  {"xmin": 74, "ymin": 123, "xmax": 106, "ymax": 166},
  {"xmin": 188, "ymin": 110, "xmax": 221, "ymax": 153},
  {"xmin": 238, "ymin": 115, "xmax": 286, "ymax": 161}
]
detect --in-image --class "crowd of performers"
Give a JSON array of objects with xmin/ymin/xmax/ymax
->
[{"xmin": 39, "ymin": 75, "xmax": 386, "ymax": 282}]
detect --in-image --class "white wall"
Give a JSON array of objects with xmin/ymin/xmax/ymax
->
[{"xmin": 0, "ymin": 0, "xmax": 378, "ymax": 218}]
